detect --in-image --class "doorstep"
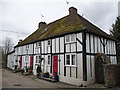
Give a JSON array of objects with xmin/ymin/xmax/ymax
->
[{"xmin": 38, "ymin": 77, "xmax": 59, "ymax": 82}]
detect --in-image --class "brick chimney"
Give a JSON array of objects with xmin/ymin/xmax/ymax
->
[
  {"xmin": 69, "ymin": 7, "xmax": 77, "ymax": 15},
  {"xmin": 38, "ymin": 22, "xmax": 46, "ymax": 28},
  {"xmin": 18, "ymin": 39, "xmax": 22, "ymax": 44}
]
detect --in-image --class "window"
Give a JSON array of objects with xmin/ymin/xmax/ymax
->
[
  {"xmin": 48, "ymin": 55, "xmax": 51, "ymax": 65},
  {"xmin": 39, "ymin": 42, "xmax": 41, "ymax": 46},
  {"xmin": 48, "ymin": 40, "xmax": 51, "ymax": 46},
  {"xmin": 66, "ymin": 55, "xmax": 70, "ymax": 65},
  {"xmin": 36, "ymin": 42, "xmax": 41, "ymax": 47},
  {"xmin": 36, "ymin": 56, "xmax": 40, "ymax": 63},
  {"xmin": 65, "ymin": 34, "xmax": 76, "ymax": 43},
  {"xmin": 35, "ymin": 47, "xmax": 39, "ymax": 54},
  {"xmin": 26, "ymin": 45, "xmax": 29, "ymax": 49},
  {"xmin": 66, "ymin": 54, "xmax": 76, "ymax": 66},
  {"xmin": 71, "ymin": 55, "xmax": 75, "ymax": 65},
  {"xmin": 71, "ymin": 34, "xmax": 75, "ymax": 42},
  {"xmin": 66, "ymin": 35, "xmax": 70, "ymax": 42}
]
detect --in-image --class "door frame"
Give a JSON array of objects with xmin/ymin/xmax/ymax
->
[{"xmin": 52, "ymin": 55, "xmax": 58, "ymax": 76}]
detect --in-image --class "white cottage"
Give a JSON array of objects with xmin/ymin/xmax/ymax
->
[
  {"xmin": 7, "ymin": 51, "xmax": 15, "ymax": 70},
  {"xmin": 8, "ymin": 7, "xmax": 118, "ymax": 86}
]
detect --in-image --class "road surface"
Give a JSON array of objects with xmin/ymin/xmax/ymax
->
[
  {"xmin": 2, "ymin": 69, "xmax": 79, "ymax": 88},
  {"xmin": 2, "ymin": 69, "xmax": 120, "ymax": 89}
]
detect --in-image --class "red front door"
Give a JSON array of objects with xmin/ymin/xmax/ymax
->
[
  {"xmin": 52, "ymin": 56, "xmax": 58, "ymax": 76},
  {"xmin": 20, "ymin": 56, "xmax": 22, "ymax": 68},
  {"xmin": 30, "ymin": 56, "xmax": 33, "ymax": 68}
]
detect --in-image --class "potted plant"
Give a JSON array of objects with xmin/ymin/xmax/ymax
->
[
  {"xmin": 28, "ymin": 66, "xmax": 33, "ymax": 75},
  {"xmin": 44, "ymin": 72, "xmax": 49, "ymax": 78},
  {"xmin": 54, "ymin": 72, "xmax": 59, "ymax": 81}
]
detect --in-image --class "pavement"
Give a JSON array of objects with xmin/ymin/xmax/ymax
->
[{"xmin": 1, "ymin": 68, "xmax": 120, "ymax": 89}]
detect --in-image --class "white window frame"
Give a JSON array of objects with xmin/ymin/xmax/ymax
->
[
  {"xmin": 35, "ymin": 47, "xmax": 39, "ymax": 54},
  {"xmin": 47, "ymin": 40, "xmax": 51, "ymax": 46},
  {"xmin": 35, "ymin": 42, "xmax": 41, "ymax": 54},
  {"xmin": 65, "ymin": 35, "xmax": 70, "ymax": 43},
  {"xmin": 65, "ymin": 34, "xmax": 76, "ymax": 43},
  {"xmin": 36, "ymin": 42, "xmax": 41, "ymax": 47},
  {"xmin": 66, "ymin": 55, "xmax": 70, "ymax": 65},
  {"xmin": 36, "ymin": 56, "xmax": 40, "ymax": 64},
  {"xmin": 71, "ymin": 54, "xmax": 76, "ymax": 65},
  {"xmin": 47, "ymin": 55, "xmax": 51, "ymax": 66},
  {"xmin": 65, "ymin": 53, "xmax": 76, "ymax": 66},
  {"xmin": 71, "ymin": 34, "xmax": 76, "ymax": 42}
]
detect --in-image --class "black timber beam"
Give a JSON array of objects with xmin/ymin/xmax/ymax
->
[{"xmin": 82, "ymin": 29, "xmax": 87, "ymax": 81}]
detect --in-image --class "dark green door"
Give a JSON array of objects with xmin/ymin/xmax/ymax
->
[{"xmin": 95, "ymin": 56, "xmax": 105, "ymax": 84}]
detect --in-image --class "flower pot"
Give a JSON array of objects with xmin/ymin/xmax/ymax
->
[
  {"xmin": 44, "ymin": 74, "xmax": 49, "ymax": 78},
  {"xmin": 54, "ymin": 75, "xmax": 59, "ymax": 80}
]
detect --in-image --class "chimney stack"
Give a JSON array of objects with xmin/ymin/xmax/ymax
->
[
  {"xmin": 38, "ymin": 22, "xmax": 46, "ymax": 28},
  {"xmin": 69, "ymin": 7, "xmax": 77, "ymax": 15},
  {"xmin": 18, "ymin": 39, "xmax": 22, "ymax": 44}
]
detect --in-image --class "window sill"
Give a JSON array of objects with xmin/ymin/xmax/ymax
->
[
  {"xmin": 47, "ymin": 65, "xmax": 51, "ymax": 67},
  {"xmin": 65, "ymin": 41, "xmax": 76, "ymax": 44},
  {"xmin": 36, "ymin": 46, "xmax": 41, "ymax": 48},
  {"xmin": 65, "ymin": 65, "xmax": 77, "ymax": 67}
]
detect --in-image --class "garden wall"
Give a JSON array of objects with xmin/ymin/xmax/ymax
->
[{"xmin": 104, "ymin": 64, "xmax": 120, "ymax": 87}]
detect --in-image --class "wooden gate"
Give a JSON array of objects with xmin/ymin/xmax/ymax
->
[
  {"xmin": 95, "ymin": 53, "xmax": 111, "ymax": 84},
  {"xmin": 95, "ymin": 56, "xmax": 104, "ymax": 84},
  {"xmin": 52, "ymin": 56, "xmax": 58, "ymax": 76}
]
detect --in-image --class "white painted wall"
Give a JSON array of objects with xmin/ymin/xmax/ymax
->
[
  {"xmin": 11, "ymin": 31, "xmax": 117, "ymax": 86},
  {"xmin": 60, "ymin": 37, "xmax": 64, "ymax": 53},
  {"xmin": 85, "ymin": 33, "xmax": 117, "ymax": 84},
  {"xmin": 7, "ymin": 52, "xmax": 15, "ymax": 69}
]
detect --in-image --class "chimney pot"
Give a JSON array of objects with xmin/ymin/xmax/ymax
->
[
  {"xmin": 19, "ymin": 39, "xmax": 22, "ymax": 42},
  {"xmin": 69, "ymin": 7, "xmax": 77, "ymax": 15},
  {"xmin": 38, "ymin": 22, "xmax": 46, "ymax": 28},
  {"xmin": 18, "ymin": 39, "xmax": 22, "ymax": 44}
]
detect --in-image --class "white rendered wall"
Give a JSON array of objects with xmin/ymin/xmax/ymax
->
[{"xmin": 7, "ymin": 53, "xmax": 14, "ymax": 69}]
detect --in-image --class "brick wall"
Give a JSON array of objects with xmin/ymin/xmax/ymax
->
[{"xmin": 104, "ymin": 64, "xmax": 120, "ymax": 87}]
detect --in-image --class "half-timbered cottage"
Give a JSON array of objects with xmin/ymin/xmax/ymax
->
[{"xmin": 7, "ymin": 7, "xmax": 118, "ymax": 86}]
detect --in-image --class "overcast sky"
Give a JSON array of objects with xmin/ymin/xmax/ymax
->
[{"xmin": 0, "ymin": 0, "xmax": 120, "ymax": 47}]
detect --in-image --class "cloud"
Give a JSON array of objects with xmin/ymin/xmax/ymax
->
[
  {"xmin": 78, "ymin": 2, "xmax": 118, "ymax": 33},
  {"xmin": 0, "ymin": 0, "xmax": 119, "ymax": 47}
]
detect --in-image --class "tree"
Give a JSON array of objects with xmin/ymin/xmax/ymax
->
[
  {"xmin": 2, "ymin": 37, "xmax": 13, "ymax": 68},
  {"xmin": 110, "ymin": 17, "xmax": 120, "ymax": 42},
  {"xmin": 110, "ymin": 16, "xmax": 120, "ymax": 63}
]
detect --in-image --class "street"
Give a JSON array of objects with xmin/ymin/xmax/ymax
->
[
  {"xmin": 1, "ymin": 69, "xmax": 120, "ymax": 89},
  {"xmin": 2, "ymin": 69, "xmax": 80, "ymax": 88}
]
